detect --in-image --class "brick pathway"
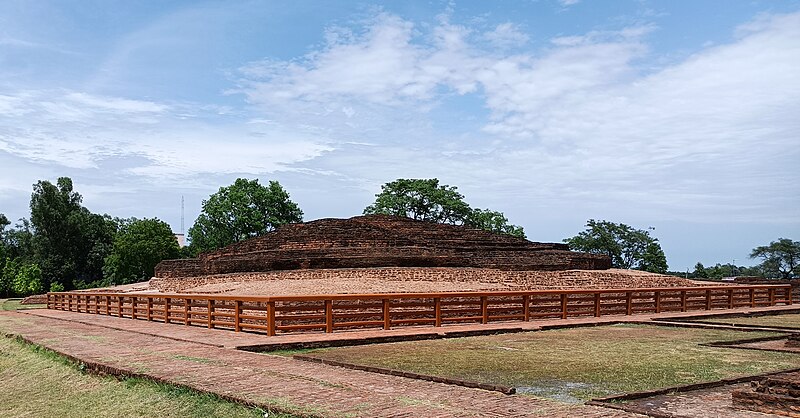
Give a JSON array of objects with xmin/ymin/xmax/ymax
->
[
  {"xmin": 26, "ymin": 304, "xmax": 798, "ymax": 350},
  {"xmin": 0, "ymin": 311, "xmax": 640, "ymax": 417},
  {"xmin": 2, "ymin": 305, "xmax": 795, "ymax": 417}
]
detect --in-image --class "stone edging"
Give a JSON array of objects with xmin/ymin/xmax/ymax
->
[
  {"xmin": 586, "ymin": 367, "xmax": 800, "ymax": 417},
  {"xmin": 293, "ymin": 354, "xmax": 516, "ymax": 395},
  {"xmin": 3, "ymin": 333, "xmax": 322, "ymax": 418}
]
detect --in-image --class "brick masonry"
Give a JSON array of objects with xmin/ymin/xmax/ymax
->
[
  {"xmin": 149, "ymin": 267, "xmax": 699, "ymax": 294},
  {"xmin": 155, "ymin": 215, "xmax": 611, "ymax": 278},
  {"xmin": 732, "ymin": 371, "xmax": 800, "ymax": 417}
]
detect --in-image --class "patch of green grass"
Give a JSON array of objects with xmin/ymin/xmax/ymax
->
[
  {"xmin": 0, "ymin": 335, "xmax": 299, "ymax": 418},
  {"xmin": 1, "ymin": 298, "xmax": 46, "ymax": 311},
  {"xmin": 299, "ymin": 324, "xmax": 800, "ymax": 402},
  {"xmin": 702, "ymin": 313, "xmax": 800, "ymax": 329}
]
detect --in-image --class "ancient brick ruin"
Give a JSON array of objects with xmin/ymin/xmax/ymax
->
[
  {"xmin": 155, "ymin": 215, "xmax": 611, "ymax": 278},
  {"xmin": 733, "ymin": 372, "xmax": 800, "ymax": 417}
]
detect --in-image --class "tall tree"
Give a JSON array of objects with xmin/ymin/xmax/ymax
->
[
  {"xmin": 750, "ymin": 238, "xmax": 800, "ymax": 279},
  {"xmin": 29, "ymin": 177, "xmax": 116, "ymax": 289},
  {"xmin": 104, "ymin": 218, "xmax": 181, "ymax": 285},
  {"xmin": 188, "ymin": 178, "xmax": 303, "ymax": 254},
  {"xmin": 364, "ymin": 178, "xmax": 525, "ymax": 238},
  {"xmin": 564, "ymin": 219, "xmax": 668, "ymax": 273}
]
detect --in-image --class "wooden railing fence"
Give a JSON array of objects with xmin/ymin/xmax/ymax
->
[{"xmin": 47, "ymin": 285, "xmax": 792, "ymax": 336}]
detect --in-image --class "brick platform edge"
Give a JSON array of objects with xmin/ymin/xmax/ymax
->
[
  {"xmin": 3, "ymin": 333, "xmax": 318, "ymax": 418},
  {"xmin": 732, "ymin": 376, "xmax": 800, "ymax": 417},
  {"xmin": 585, "ymin": 367, "xmax": 800, "ymax": 418},
  {"xmin": 293, "ymin": 354, "xmax": 516, "ymax": 395}
]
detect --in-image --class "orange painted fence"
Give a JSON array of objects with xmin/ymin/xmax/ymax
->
[{"xmin": 47, "ymin": 285, "xmax": 792, "ymax": 336}]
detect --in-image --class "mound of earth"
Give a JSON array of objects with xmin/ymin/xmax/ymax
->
[{"xmin": 147, "ymin": 267, "xmax": 702, "ymax": 296}]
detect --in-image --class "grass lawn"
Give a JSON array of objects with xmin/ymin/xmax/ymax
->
[
  {"xmin": 295, "ymin": 324, "xmax": 800, "ymax": 402},
  {"xmin": 1, "ymin": 298, "xmax": 46, "ymax": 311},
  {"xmin": 701, "ymin": 313, "xmax": 800, "ymax": 329},
  {"xmin": 0, "ymin": 335, "xmax": 297, "ymax": 418}
]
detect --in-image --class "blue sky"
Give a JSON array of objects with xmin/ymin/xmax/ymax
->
[{"xmin": 1, "ymin": 0, "xmax": 799, "ymax": 271}]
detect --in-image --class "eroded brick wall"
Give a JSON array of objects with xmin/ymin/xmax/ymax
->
[
  {"xmin": 149, "ymin": 267, "xmax": 696, "ymax": 293},
  {"xmin": 155, "ymin": 215, "xmax": 612, "ymax": 278}
]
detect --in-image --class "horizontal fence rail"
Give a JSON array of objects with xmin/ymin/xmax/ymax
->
[{"xmin": 47, "ymin": 285, "xmax": 792, "ymax": 336}]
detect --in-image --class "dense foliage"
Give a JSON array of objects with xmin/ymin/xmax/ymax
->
[
  {"xmin": 103, "ymin": 218, "xmax": 181, "ymax": 285},
  {"xmin": 364, "ymin": 178, "xmax": 525, "ymax": 238},
  {"xmin": 750, "ymin": 238, "xmax": 800, "ymax": 279},
  {"xmin": 564, "ymin": 219, "xmax": 668, "ymax": 273},
  {"xmin": 187, "ymin": 178, "xmax": 303, "ymax": 254}
]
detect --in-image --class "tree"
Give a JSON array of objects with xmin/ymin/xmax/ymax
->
[
  {"xmin": 12, "ymin": 263, "xmax": 42, "ymax": 296},
  {"xmin": 564, "ymin": 219, "xmax": 668, "ymax": 273},
  {"xmin": 188, "ymin": 178, "xmax": 303, "ymax": 254},
  {"xmin": 29, "ymin": 177, "xmax": 117, "ymax": 289},
  {"xmin": 103, "ymin": 218, "xmax": 181, "ymax": 285},
  {"xmin": 750, "ymin": 238, "xmax": 800, "ymax": 279},
  {"xmin": 465, "ymin": 209, "xmax": 525, "ymax": 238},
  {"xmin": 693, "ymin": 262, "xmax": 708, "ymax": 278},
  {"xmin": 364, "ymin": 178, "xmax": 525, "ymax": 238}
]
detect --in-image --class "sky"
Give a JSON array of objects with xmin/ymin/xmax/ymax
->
[{"xmin": 1, "ymin": 0, "xmax": 798, "ymax": 272}]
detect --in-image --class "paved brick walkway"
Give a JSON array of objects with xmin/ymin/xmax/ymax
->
[
  {"xmin": 0, "ymin": 310, "xmax": 641, "ymax": 417},
  {"xmin": 2, "ymin": 305, "xmax": 795, "ymax": 417},
  {"xmin": 26, "ymin": 304, "xmax": 797, "ymax": 350}
]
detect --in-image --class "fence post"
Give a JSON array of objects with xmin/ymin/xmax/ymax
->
[
  {"xmin": 523, "ymin": 294, "xmax": 530, "ymax": 322},
  {"xmin": 147, "ymin": 298, "xmax": 152, "ymax": 321},
  {"xmin": 325, "ymin": 300, "xmax": 333, "ymax": 333},
  {"xmin": 626, "ymin": 292, "xmax": 632, "ymax": 315},
  {"xmin": 207, "ymin": 299, "xmax": 214, "ymax": 328},
  {"xmin": 434, "ymin": 297, "xmax": 442, "ymax": 327},
  {"xmin": 594, "ymin": 292, "xmax": 601, "ymax": 317},
  {"xmin": 267, "ymin": 301, "xmax": 276, "ymax": 336},
  {"xmin": 705, "ymin": 290, "xmax": 712, "ymax": 310},
  {"xmin": 561, "ymin": 293, "xmax": 568, "ymax": 319},
  {"xmin": 234, "ymin": 300, "xmax": 241, "ymax": 332},
  {"xmin": 681, "ymin": 290, "xmax": 687, "ymax": 312},
  {"xmin": 383, "ymin": 299, "xmax": 391, "ymax": 330},
  {"xmin": 184, "ymin": 298, "xmax": 190, "ymax": 325},
  {"xmin": 750, "ymin": 288, "xmax": 755, "ymax": 308},
  {"xmin": 131, "ymin": 297, "xmax": 137, "ymax": 320},
  {"xmin": 654, "ymin": 291, "xmax": 661, "ymax": 313},
  {"xmin": 165, "ymin": 298, "xmax": 171, "ymax": 323},
  {"xmin": 481, "ymin": 296, "xmax": 489, "ymax": 324},
  {"xmin": 769, "ymin": 288, "xmax": 776, "ymax": 306}
]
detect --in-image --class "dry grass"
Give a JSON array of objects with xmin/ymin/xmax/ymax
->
[
  {"xmin": 702, "ymin": 313, "xmax": 800, "ymax": 329},
  {"xmin": 0, "ymin": 335, "xmax": 296, "ymax": 418},
  {"xmin": 298, "ymin": 324, "xmax": 800, "ymax": 402}
]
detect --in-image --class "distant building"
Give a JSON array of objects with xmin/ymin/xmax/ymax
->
[{"xmin": 174, "ymin": 233, "xmax": 186, "ymax": 248}]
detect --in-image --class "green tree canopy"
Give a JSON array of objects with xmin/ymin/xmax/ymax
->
[
  {"xmin": 188, "ymin": 178, "xmax": 303, "ymax": 254},
  {"xmin": 564, "ymin": 219, "xmax": 668, "ymax": 273},
  {"xmin": 750, "ymin": 238, "xmax": 800, "ymax": 279},
  {"xmin": 363, "ymin": 178, "xmax": 525, "ymax": 238},
  {"xmin": 103, "ymin": 218, "xmax": 181, "ymax": 285},
  {"xmin": 29, "ymin": 177, "xmax": 117, "ymax": 289}
]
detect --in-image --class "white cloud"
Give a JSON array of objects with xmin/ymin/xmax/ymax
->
[
  {"xmin": 232, "ymin": 10, "xmax": 800, "ymax": 224},
  {"xmin": 484, "ymin": 23, "xmax": 530, "ymax": 49},
  {"xmin": 0, "ymin": 90, "xmax": 333, "ymax": 179},
  {"xmin": 558, "ymin": 0, "xmax": 581, "ymax": 7}
]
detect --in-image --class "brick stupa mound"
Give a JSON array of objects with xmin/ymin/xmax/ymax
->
[
  {"xmin": 150, "ymin": 215, "xmax": 698, "ymax": 295},
  {"xmin": 156, "ymin": 215, "xmax": 611, "ymax": 278}
]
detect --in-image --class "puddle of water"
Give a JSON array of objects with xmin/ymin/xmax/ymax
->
[{"xmin": 516, "ymin": 380, "xmax": 609, "ymax": 404}]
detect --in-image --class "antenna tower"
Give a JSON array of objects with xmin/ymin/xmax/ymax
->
[{"xmin": 181, "ymin": 195, "xmax": 185, "ymax": 235}]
